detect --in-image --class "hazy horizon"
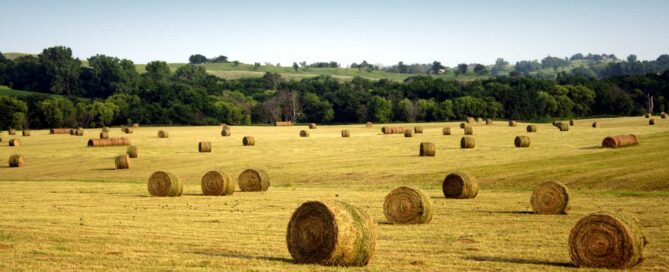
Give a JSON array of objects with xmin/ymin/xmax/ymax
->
[{"xmin": 1, "ymin": 0, "xmax": 668, "ymax": 66}]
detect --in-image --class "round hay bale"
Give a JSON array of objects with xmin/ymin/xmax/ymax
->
[
  {"xmin": 341, "ymin": 130, "xmax": 350, "ymax": 137},
  {"xmin": 442, "ymin": 127, "xmax": 451, "ymax": 135},
  {"xmin": 383, "ymin": 186, "xmax": 433, "ymax": 224},
  {"xmin": 476, "ymin": 117, "xmax": 483, "ymax": 123},
  {"xmin": 602, "ymin": 134, "xmax": 639, "ymax": 148},
  {"xmin": 569, "ymin": 212, "xmax": 646, "ymax": 268},
  {"xmin": 221, "ymin": 128, "xmax": 231, "ymax": 137},
  {"xmin": 662, "ymin": 112, "xmax": 667, "ymax": 119},
  {"xmin": 466, "ymin": 117, "xmax": 475, "ymax": 124},
  {"xmin": 8, "ymin": 129, "xmax": 16, "ymax": 135},
  {"xmin": 9, "ymin": 138, "xmax": 20, "ymax": 147},
  {"xmin": 238, "ymin": 169, "xmax": 270, "ymax": 192},
  {"xmin": 101, "ymin": 127, "xmax": 109, "ymax": 132},
  {"xmin": 198, "ymin": 141, "xmax": 212, "ymax": 152},
  {"xmin": 115, "ymin": 154, "xmax": 130, "ymax": 169},
  {"xmin": 286, "ymin": 200, "xmax": 376, "ymax": 266},
  {"xmin": 132, "ymin": 123, "xmax": 139, "ymax": 128},
  {"xmin": 526, "ymin": 125, "xmax": 537, "ymax": 132},
  {"xmin": 530, "ymin": 182, "xmax": 569, "ymax": 214},
  {"xmin": 592, "ymin": 121, "xmax": 599, "ymax": 128},
  {"xmin": 9, "ymin": 154, "xmax": 24, "ymax": 168},
  {"xmin": 514, "ymin": 136, "xmax": 531, "ymax": 148},
  {"xmin": 300, "ymin": 130, "xmax": 309, "ymax": 137},
  {"xmin": 309, "ymin": 123, "xmax": 317, "ymax": 129},
  {"xmin": 509, "ymin": 120, "xmax": 517, "ymax": 127},
  {"xmin": 460, "ymin": 136, "xmax": 475, "ymax": 149},
  {"xmin": 486, "ymin": 119, "xmax": 493, "ymax": 125},
  {"xmin": 649, "ymin": 119, "xmax": 655, "ymax": 125},
  {"xmin": 124, "ymin": 127, "xmax": 133, "ymax": 134},
  {"xmin": 69, "ymin": 128, "xmax": 76, "ymax": 135},
  {"xmin": 100, "ymin": 131, "xmax": 109, "ymax": 139},
  {"xmin": 558, "ymin": 123, "xmax": 569, "ymax": 131},
  {"xmin": 381, "ymin": 126, "xmax": 389, "ymax": 134},
  {"xmin": 414, "ymin": 126, "xmax": 423, "ymax": 134},
  {"xmin": 644, "ymin": 113, "xmax": 650, "ymax": 118},
  {"xmin": 442, "ymin": 172, "xmax": 478, "ymax": 199},
  {"xmin": 75, "ymin": 128, "xmax": 84, "ymax": 136},
  {"xmin": 366, "ymin": 122, "xmax": 373, "ymax": 128},
  {"xmin": 0, "ymin": 136, "xmax": 2, "ymax": 142},
  {"xmin": 127, "ymin": 145, "xmax": 138, "ymax": 158},
  {"xmin": 201, "ymin": 170, "xmax": 236, "ymax": 196},
  {"xmin": 158, "ymin": 130, "xmax": 169, "ymax": 138},
  {"xmin": 459, "ymin": 122, "xmax": 467, "ymax": 129},
  {"xmin": 50, "ymin": 128, "xmax": 70, "ymax": 134},
  {"xmin": 147, "ymin": 171, "xmax": 183, "ymax": 197},
  {"xmin": 570, "ymin": 119, "xmax": 575, "ymax": 126},
  {"xmin": 243, "ymin": 136, "xmax": 255, "ymax": 146},
  {"xmin": 404, "ymin": 129, "xmax": 413, "ymax": 137},
  {"xmin": 419, "ymin": 142, "xmax": 436, "ymax": 157},
  {"xmin": 464, "ymin": 126, "xmax": 473, "ymax": 135},
  {"xmin": 22, "ymin": 130, "xmax": 30, "ymax": 136}
]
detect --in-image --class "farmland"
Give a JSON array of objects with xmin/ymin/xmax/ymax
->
[{"xmin": 0, "ymin": 117, "xmax": 668, "ymax": 271}]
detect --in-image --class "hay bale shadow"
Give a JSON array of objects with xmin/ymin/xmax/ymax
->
[
  {"xmin": 580, "ymin": 146, "xmax": 602, "ymax": 150},
  {"xmin": 464, "ymin": 255, "xmax": 574, "ymax": 267},
  {"xmin": 92, "ymin": 168, "xmax": 117, "ymax": 171},
  {"xmin": 475, "ymin": 210, "xmax": 534, "ymax": 215},
  {"xmin": 190, "ymin": 250, "xmax": 292, "ymax": 264}
]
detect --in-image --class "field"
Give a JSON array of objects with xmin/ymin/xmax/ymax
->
[{"xmin": 1, "ymin": 117, "xmax": 668, "ymax": 271}]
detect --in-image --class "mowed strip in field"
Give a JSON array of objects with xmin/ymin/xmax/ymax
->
[{"xmin": 0, "ymin": 117, "xmax": 668, "ymax": 271}]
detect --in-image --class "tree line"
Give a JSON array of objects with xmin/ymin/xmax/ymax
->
[{"xmin": 0, "ymin": 46, "xmax": 668, "ymax": 130}]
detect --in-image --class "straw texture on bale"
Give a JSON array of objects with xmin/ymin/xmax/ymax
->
[
  {"xmin": 514, "ymin": 136, "xmax": 531, "ymax": 148},
  {"xmin": 22, "ymin": 130, "xmax": 30, "ymax": 136},
  {"xmin": 460, "ymin": 136, "xmax": 475, "ymax": 149},
  {"xmin": 275, "ymin": 121, "xmax": 294, "ymax": 126},
  {"xmin": 221, "ymin": 128, "xmax": 231, "ymax": 137},
  {"xmin": 530, "ymin": 181, "xmax": 570, "ymax": 214},
  {"xmin": 442, "ymin": 172, "xmax": 479, "ymax": 199},
  {"xmin": 300, "ymin": 130, "xmax": 309, "ymax": 137},
  {"xmin": 9, "ymin": 154, "xmax": 24, "ymax": 168},
  {"xmin": 526, "ymin": 125, "xmax": 537, "ymax": 132},
  {"xmin": 508, "ymin": 120, "xmax": 517, "ymax": 127},
  {"xmin": 558, "ymin": 123, "xmax": 569, "ymax": 131},
  {"xmin": 127, "ymin": 145, "xmax": 138, "ymax": 158},
  {"xmin": 649, "ymin": 119, "xmax": 655, "ymax": 125},
  {"xmin": 309, "ymin": 123, "xmax": 317, "ymax": 129},
  {"xmin": 148, "ymin": 171, "xmax": 183, "ymax": 197},
  {"xmin": 569, "ymin": 212, "xmax": 646, "ymax": 269},
  {"xmin": 238, "ymin": 169, "xmax": 270, "ymax": 192},
  {"xmin": 365, "ymin": 122, "xmax": 373, "ymax": 128},
  {"xmin": 592, "ymin": 121, "xmax": 599, "ymax": 128},
  {"xmin": 463, "ymin": 126, "xmax": 473, "ymax": 135},
  {"xmin": 243, "ymin": 136, "xmax": 255, "ymax": 146},
  {"xmin": 286, "ymin": 200, "xmax": 376, "ymax": 266},
  {"xmin": 201, "ymin": 170, "xmax": 236, "ymax": 196},
  {"xmin": 87, "ymin": 138, "xmax": 130, "ymax": 147},
  {"xmin": 341, "ymin": 130, "xmax": 350, "ymax": 137},
  {"xmin": 158, "ymin": 130, "xmax": 169, "ymax": 138},
  {"xmin": 123, "ymin": 127, "xmax": 133, "ymax": 134},
  {"xmin": 419, "ymin": 142, "xmax": 436, "ymax": 157},
  {"xmin": 50, "ymin": 128, "xmax": 71, "ymax": 134},
  {"xmin": 383, "ymin": 186, "xmax": 433, "ymax": 224},
  {"xmin": 132, "ymin": 123, "xmax": 139, "ymax": 128},
  {"xmin": 9, "ymin": 139, "xmax": 20, "ymax": 147},
  {"xmin": 602, "ymin": 134, "xmax": 639, "ymax": 148},
  {"xmin": 570, "ymin": 119, "xmax": 575, "ymax": 126},
  {"xmin": 100, "ymin": 131, "xmax": 109, "ymax": 139},
  {"xmin": 8, "ymin": 129, "xmax": 16, "ymax": 135},
  {"xmin": 486, "ymin": 119, "xmax": 493, "ymax": 125},
  {"xmin": 114, "ymin": 154, "xmax": 130, "ymax": 169},
  {"xmin": 442, "ymin": 127, "xmax": 451, "ymax": 135},
  {"xmin": 198, "ymin": 141, "xmax": 212, "ymax": 152},
  {"xmin": 414, "ymin": 126, "xmax": 423, "ymax": 134},
  {"xmin": 404, "ymin": 129, "xmax": 413, "ymax": 137}
]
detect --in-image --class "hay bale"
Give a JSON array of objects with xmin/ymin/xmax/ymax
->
[
  {"xmin": 414, "ymin": 126, "xmax": 423, "ymax": 134},
  {"xmin": 87, "ymin": 138, "xmax": 130, "ymax": 147},
  {"xmin": 381, "ymin": 126, "xmax": 389, "ymax": 134},
  {"xmin": 514, "ymin": 136, "xmax": 530, "ymax": 148},
  {"xmin": 22, "ymin": 130, "xmax": 30, "ymax": 136},
  {"xmin": 286, "ymin": 200, "xmax": 376, "ymax": 266},
  {"xmin": 8, "ymin": 129, "xmax": 16, "ymax": 135},
  {"xmin": 100, "ymin": 131, "xmax": 109, "ymax": 139},
  {"xmin": 383, "ymin": 186, "xmax": 433, "ymax": 224},
  {"xmin": 649, "ymin": 119, "xmax": 655, "ymax": 125},
  {"xmin": 9, "ymin": 154, "xmax": 24, "ymax": 168},
  {"xmin": 127, "ymin": 145, "xmax": 138, "ymax": 158},
  {"xmin": 275, "ymin": 121, "xmax": 294, "ymax": 126},
  {"xmin": 115, "ymin": 154, "xmax": 130, "ymax": 169},
  {"xmin": 101, "ymin": 127, "xmax": 109, "ymax": 132},
  {"xmin": 238, "ymin": 169, "xmax": 270, "ymax": 191},
  {"xmin": 459, "ymin": 122, "xmax": 467, "ymax": 129},
  {"xmin": 530, "ymin": 181, "xmax": 569, "ymax": 214},
  {"xmin": 460, "ymin": 136, "xmax": 475, "ymax": 149},
  {"xmin": 0, "ymin": 136, "xmax": 2, "ymax": 142},
  {"xmin": 9, "ymin": 138, "xmax": 19, "ymax": 147},
  {"xmin": 442, "ymin": 172, "xmax": 478, "ymax": 199},
  {"xmin": 558, "ymin": 123, "xmax": 569, "ymax": 131},
  {"xmin": 309, "ymin": 123, "xmax": 317, "ymax": 129},
  {"xmin": 221, "ymin": 127, "xmax": 231, "ymax": 137},
  {"xmin": 442, "ymin": 127, "xmax": 451, "ymax": 135},
  {"xmin": 147, "ymin": 171, "xmax": 183, "ymax": 197},
  {"xmin": 602, "ymin": 134, "xmax": 639, "ymax": 148},
  {"xmin": 201, "ymin": 170, "xmax": 236, "ymax": 196},
  {"xmin": 419, "ymin": 142, "xmax": 436, "ymax": 156},
  {"xmin": 570, "ymin": 119, "xmax": 575, "ymax": 126},
  {"xmin": 486, "ymin": 119, "xmax": 493, "ymax": 125},
  {"xmin": 365, "ymin": 122, "xmax": 373, "ymax": 128},
  {"xmin": 592, "ymin": 121, "xmax": 599, "ymax": 128},
  {"xmin": 662, "ymin": 112, "xmax": 667, "ymax": 119},
  {"xmin": 569, "ymin": 212, "xmax": 646, "ymax": 268},
  {"xmin": 300, "ymin": 130, "xmax": 309, "ymax": 137},
  {"xmin": 404, "ymin": 129, "xmax": 413, "ymax": 137},
  {"xmin": 476, "ymin": 117, "xmax": 483, "ymax": 123},
  {"xmin": 198, "ymin": 141, "xmax": 212, "ymax": 152},
  {"xmin": 463, "ymin": 126, "xmax": 473, "ymax": 135},
  {"xmin": 509, "ymin": 120, "xmax": 517, "ymax": 127},
  {"xmin": 123, "ymin": 127, "xmax": 133, "ymax": 134},
  {"xmin": 158, "ymin": 130, "xmax": 169, "ymax": 138},
  {"xmin": 341, "ymin": 130, "xmax": 350, "ymax": 137},
  {"xmin": 50, "ymin": 128, "xmax": 71, "ymax": 134},
  {"xmin": 644, "ymin": 113, "xmax": 650, "ymax": 118},
  {"xmin": 466, "ymin": 117, "xmax": 475, "ymax": 124},
  {"xmin": 526, "ymin": 125, "xmax": 537, "ymax": 132},
  {"xmin": 132, "ymin": 123, "xmax": 140, "ymax": 128},
  {"xmin": 243, "ymin": 136, "xmax": 255, "ymax": 146},
  {"xmin": 75, "ymin": 128, "xmax": 84, "ymax": 136}
]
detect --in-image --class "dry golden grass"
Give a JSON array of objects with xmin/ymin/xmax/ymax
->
[{"xmin": 0, "ymin": 117, "xmax": 668, "ymax": 271}]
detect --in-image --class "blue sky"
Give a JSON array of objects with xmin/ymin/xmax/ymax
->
[{"xmin": 1, "ymin": 0, "xmax": 667, "ymax": 66}]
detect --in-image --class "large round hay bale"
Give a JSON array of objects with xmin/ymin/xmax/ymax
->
[
  {"xmin": 486, "ymin": 119, "xmax": 493, "ymax": 125},
  {"xmin": 570, "ymin": 119, "xmax": 575, "ymax": 126},
  {"xmin": 365, "ymin": 122, "xmax": 373, "ymax": 128},
  {"xmin": 221, "ymin": 128, "xmax": 231, "ymax": 137},
  {"xmin": 414, "ymin": 126, "xmax": 423, "ymax": 134},
  {"xmin": 22, "ymin": 130, "xmax": 30, "ymax": 136},
  {"xmin": 569, "ymin": 212, "xmax": 646, "ymax": 269},
  {"xmin": 649, "ymin": 119, "xmax": 655, "ymax": 125},
  {"xmin": 124, "ymin": 127, "xmax": 133, "ymax": 134},
  {"xmin": 662, "ymin": 112, "xmax": 667, "ymax": 119},
  {"xmin": 442, "ymin": 172, "xmax": 478, "ymax": 199},
  {"xmin": 158, "ymin": 130, "xmax": 169, "ymax": 138},
  {"xmin": 286, "ymin": 201, "xmax": 376, "ymax": 266},
  {"xmin": 238, "ymin": 169, "xmax": 270, "ymax": 191},
  {"xmin": 419, "ymin": 142, "xmax": 436, "ymax": 156},
  {"xmin": 381, "ymin": 126, "xmax": 389, "ymax": 134},
  {"xmin": 514, "ymin": 136, "xmax": 530, "ymax": 148},
  {"xmin": 201, "ymin": 170, "xmax": 236, "ymax": 196},
  {"xmin": 243, "ymin": 136, "xmax": 255, "ymax": 146},
  {"xmin": 476, "ymin": 117, "xmax": 483, "ymax": 123},
  {"xmin": 300, "ymin": 130, "xmax": 309, "ymax": 137},
  {"xmin": 552, "ymin": 121, "xmax": 560, "ymax": 127},
  {"xmin": 309, "ymin": 123, "xmax": 317, "ymax": 129},
  {"xmin": 132, "ymin": 123, "xmax": 140, "ymax": 128},
  {"xmin": 530, "ymin": 182, "xmax": 569, "ymax": 214},
  {"xmin": 127, "ymin": 145, "xmax": 138, "ymax": 158},
  {"xmin": 9, "ymin": 138, "xmax": 20, "ymax": 147},
  {"xmin": 75, "ymin": 128, "xmax": 84, "ymax": 136},
  {"xmin": 526, "ymin": 125, "xmax": 537, "ymax": 132},
  {"xmin": 383, "ymin": 186, "xmax": 433, "ymax": 224},
  {"xmin": 198, "ymin": 141, "xmax": 212, "ymax": 152},
  {"xmin": 509, "ymin": 120, "xmax": 517, "ymax": 127},
  {"xmin": 341, "ymin": 130, "xmax": 350, "ymax": 137},
  {"xmin": 442, "ymin": 127, "xmax": 451, "ymax": 135},
  {"xmin": 115, "ymin": 154, "xmax": 130, "ymax": 169},
  {"xmin": 460, "ymin": 136, "xmax": 475, "ymax": 149},
  {"xmin": 463, "ymin": 126, "xmax": 473, "ymax": 135},
  {"xmin": 602, "ymin": 134, "xmax": 639, "ymax": 148},
  {"xmin": 459, "ymin": 122, "xmax": 467, "ymax": 129},
  {"xmin": 592, "ymin": 121, "xmax": 599, "ymax": 128},
  {"xmin": 558, "ymin": 123, "xmax": 569, "ymax": 131},
  {"xmin": 100, "ymin": 131, "xmax": 109, "ymax": 139},
  {"xmin": 8, "ymin": 129, "xmax": 16, "ymax": 135},
  {"xmin": 147, "ymin": 171, "xmax": 183, "ymax": 197},
  {"xmin": 466, "ymin": 117, "xmax": 475, "ymax": 124},
  {"xmin": 9, "ymin": 154, "xmax": 24, "ymax": 168},
  {"xmin": 70, "ymin": 128, "xmax": 76, "ymax": 135},
  {"xmin": 404, "ymin": 129, "xmax": 413, "ymax": 137}
]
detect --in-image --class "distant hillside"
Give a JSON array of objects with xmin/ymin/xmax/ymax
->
[
  {"xmin": 0, "ymin": 85, "xmax": 62, "ymax": 98},
  {"xmin": 2, "ymin": 52, "xmax": 35, "ymax": 60}
]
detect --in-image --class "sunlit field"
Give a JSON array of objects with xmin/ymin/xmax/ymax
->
[{"xmin": 1, "ymin": 116, "xmax": 668, "ymax": 271}]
